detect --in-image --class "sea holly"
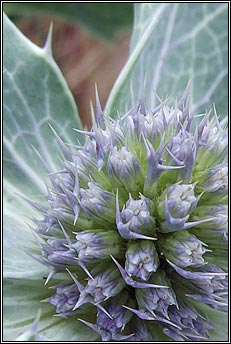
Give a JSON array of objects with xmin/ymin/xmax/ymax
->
[{"xmin": 3, "ymin": 3, "xmax": 228, "ymax": 342}]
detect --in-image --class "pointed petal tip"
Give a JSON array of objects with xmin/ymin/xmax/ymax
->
[
  {"xmin": 73, "ymin": 258, "xmax": 93, "ymax": 279},
  {"xmin": 66, "ymin": 267, "xmax": 86, "ymax": 290},
  {"xmin": 58, "ymin": 220, "xmax": 73, "ymax": 245}
]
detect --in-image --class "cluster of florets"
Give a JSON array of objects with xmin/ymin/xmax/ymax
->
[{"xmin": 30, "ymin": 90, "xmax": 228, "ymax": 341}]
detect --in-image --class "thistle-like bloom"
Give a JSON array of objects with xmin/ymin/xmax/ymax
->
[{"xmin": 15, "ymin": 90, "xmax": 228, "ymax": 341}]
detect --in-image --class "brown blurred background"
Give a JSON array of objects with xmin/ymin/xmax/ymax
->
[{"xmin": 14, "ymin": 16, "xmax": 131, "ymax": 128}]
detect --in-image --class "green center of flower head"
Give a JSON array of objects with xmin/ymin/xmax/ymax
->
[{"xmin": 29, "ymin": 89, "xmax": 228, "ymax": 341}]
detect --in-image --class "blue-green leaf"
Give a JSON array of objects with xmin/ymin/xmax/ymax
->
[
  {"xmin": 3, "ymin": 12, "xmax": 84, "ymax": 284},
  {"xmin": 106, "ymin": 3, "xmax": 228, "ymax": 119},
  {"xmin": 3, "ymin": 198, "xmax": 48, "ymax": 279},
  {"xmin": 3, "ymin": 278, "xmax": 99, "ymax": 341},
  {"xmin": 3, "ymin": 13, "xmax": 82, "ymax": 199}
]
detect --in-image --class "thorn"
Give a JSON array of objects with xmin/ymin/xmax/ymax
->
[
  {"xmin": 53, "ymin": 313, "xmax": 65, "ymax": 318},
  {"xmin": 77, "ymin": 318, "xmax": 97, "ymax": 332},
  {"xmin": 30, "ymin": 309, "xmax": 42, "ymax": 332},
  {"xmin": 95, "ymin": 83, "xmax": 103, "ymax": 116},
  {"xmin": 43, "ymin": 22, "xmax": 53, "ymax": 57},
  {"xmin": 73, "ymin": 160, "xmax": 80, "ymax": 196},
  {"xmin": 90, "ymin": 101, "xmax": 97, "ymax": 129},
  {"xmin": 66, "ymin": 268, "xmax": 85, "ymax": 291},
  {"xmin": 58, "ymin": 220, "xmax": 72, "ymax": 245},
  {"xmin": 184, "ymin": 217, "xmax": 217, "ymax": 230},
  {"xmin": 63, "ymin": 188, "xmax": 79, "ymax": 222},
  {"xmin": 115, "ymin": 189, "xmax": 121, "ymax": 225},
  {"xmin": 16, "ymin": 194, "xmax": 47, "ymax": 213},
  {"xmin": 73, "ymin": 258, "xmax": 93, "ymax": 279},
  {"xmin": 40, "ymin": 298, "xmax": 50, "ymax": 303},
  {"xmin": 73, "ymin": 293, "xmax": 90, "ymax": 311},
  {"xmin": 30, "ymin": 229, "xmax": 45, "ymax": 249},
  {"xmin": 73, "ymin": 214, "xmax": 78, "ymax": 226},
  {"xmin": 47, "ymin": 169, "xmax": 67, "ymax": 176},
  {"xmin": 44, "ymin": 269, "xmax": 55, "ymax": 285},
  {"xmin": 96, "ymin": 303, "xmax": 113, "ymax": 320},
  {"xmin": 130, "ymin": 80, "xmax": 136, "ymax": 110},
  {"xmin": 72, "ymin": 128, "xmax": 94, "ymax": 137},
  {"xmin": 48, "ymin": 124, "xmax": 72, "ymax": 161},
  {"xmin": 138, "ymin": 73, "xmax": 147, "ymax": 115},
  {"xmin": 31, "ymin": 145, "xmax": 53, "ymax": 174},
  {"xmin": 95, "ymin": 84, "xmax": 105, "ymax": 129}
]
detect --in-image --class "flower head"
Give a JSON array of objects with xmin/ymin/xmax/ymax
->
[{"xmin": 24, "ymin": 90, "xmax": 227, "ymax": 341}]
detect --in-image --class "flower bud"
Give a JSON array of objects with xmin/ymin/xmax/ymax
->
[
  {"xmin": 157, "ymin": 183, "xmax": 200, "ymax": 232},
  {"xmin": 160, "ymin": 230, "xmax": 208, "ymax": 268},
  {"xmin": 127, "ymin": 319, "xmax": 155, "ymax": 341},
  {"xmin": 42, "ymin": 238, "xmax": 76, "ymax": 268},
  {"xmin": 108, "ymin": 146, "xmax": 141, "ymax": 190},
  {"xmin": 162, "ymin": 301, "xmax": 213, "ymax": 341},
  {"xmin": 166, "ymin": 130, "xmax": 196, "ymax": 182},
  {"xmin": 72, "ymin": 230, "xmax": 124, "ymax": 262},
  {"xmin": 116, "ymin": 193, "xmax": 156, "ymax": 240},
  {"xmin": 142, "ymin": 136, "xmax": 183, "ymax": 198},
  {"xmin": 125, "ymin": 240, "xmax": 159, "ymax": 281},
  {"xmin": 49, "ymin": 283, "xmax": 80, "ymax": 316},
  {"xmin": 195, "ymin": 115, "xmax": 227, "ymax": 170},
  {"xmin": 135, "ymin": 270, "xmax": 177, "ymax": 317},
  {"xmin": 195, "ymin": 163, "xmax": 228, "ymax": 199},
  {"xmin": 191, "ymin": 205, "xmax": 228, "ymax": 244},
  {"xmin": 78, "ymin": 296, "xmax": 133, "ymax": 341},
  {"xmin": 136, "ymin": 110, "xmax": 165, "ymax": 147},
  {"xmin": 96, "ymin": 299, "xmax": 132, "ymax": 340},
  {"xmin": 85, "ymin": 267, "xmax": 125, "ymax": 303},
  {"xmin": 79, "ymin": 182, "xmax": 115, "ymax": 224},
  {"xmin": 186, "ymin": 264, "xmax": 228, "ymax": 312}
]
